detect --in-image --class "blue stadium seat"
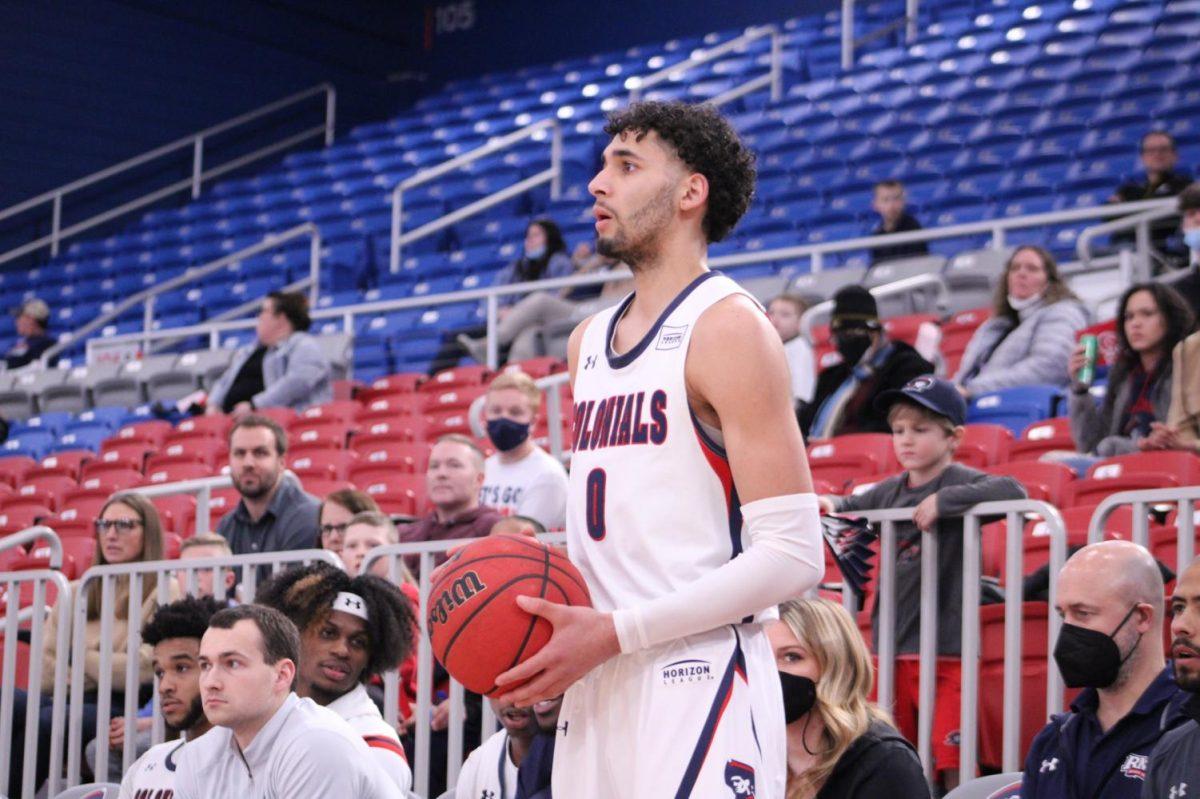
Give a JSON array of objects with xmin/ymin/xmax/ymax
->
[{"xmin": 968, "ymin": 385, "xmax": 1064, "ymax": 435}]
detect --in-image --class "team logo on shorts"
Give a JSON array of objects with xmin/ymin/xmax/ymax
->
[
  {"xmin": 724, "ymin": 760, "xmax": 756, "ymax": 797},
  {"xmin": 1119, "ymin": 753, "xmax": 1148, "ymax": 780},
  {"xmin": 659, "ymin": 658, "xmax": 715, "ymax": 685}
]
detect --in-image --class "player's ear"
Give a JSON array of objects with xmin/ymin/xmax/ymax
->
[
  {"xmin": 679, "ymin": 171, "xmax": 708, "ymax": 213},
  {"xmin": 278, "ymin": 658, "xmax": 297, "ymax": 693}
]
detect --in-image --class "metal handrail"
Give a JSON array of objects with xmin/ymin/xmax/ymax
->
[
  {"xmin": 43, "ymin": 222, "xmax": 322, "ymax": 367},
  {"xmin": 390, "ymin": 118, "xmax": 562, "ymax": 272},
  {"xmin": 628, "ymin": 24, "xmax": 783, "ymax": 107},
  {"xmin": 84, "ymin": 197, "xmax": 1168, "ymax": 367},
  {"xmin": 842, "ymin": 0, "xmax": 921, "ymax": 69},
  {"xmin": 0, "ymin": 83, "xmax": 335, "ymax": 264},
  {"xmin": 1087, "ymin": 486, "xmax": 1200, "ymax": 569},
  {"xmin": 1074, "ymin": 198, "xmax": 1179, "ymax": 275},
  {"xmin": 799, "ymin": 272, "xmax": 949, "ymax": 341},
  {"xmin": 0, "ymin": 525, "xmax": 63, "ymax": 569}
]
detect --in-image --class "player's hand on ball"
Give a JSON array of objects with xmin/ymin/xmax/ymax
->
[{"xmin": 493, "ymin": 595, "xmax": 620, "ymax": 707}]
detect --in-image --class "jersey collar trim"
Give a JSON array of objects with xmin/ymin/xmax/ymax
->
[{"xmin": 605, "ymin": 270, "xmax": 719, "ymax": 370}]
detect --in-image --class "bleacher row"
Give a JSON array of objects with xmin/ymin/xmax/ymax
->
[{"xmin": 0, "ymin": 0, "xmax": 1194, "ymax": 377}]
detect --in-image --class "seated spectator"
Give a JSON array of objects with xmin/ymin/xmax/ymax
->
[
  {"xmin": 817, "ymin": 376, "xmax": 1025, "ymax": 789},
  {"xmin": 1110, "ymin": 131, "xmax": 1193, "ymax": 264},
  {"xmin": 1143, "ymin": 555, "xmax": 1200, "ymax": 795},
  {"xmin": 1167, "ymin": 182, "xmax": 1200, "ymax": 319},
  {"xmin": 342, "ymin": 511, "xmax": 401, "ymax": 579},
  {"xmin": 317, "ymin": 488, "xmax": 380, "ymax": 555},
  {"xmin": 117, "ymin": 596, "xmax": 224, "ymax": 798},
  {"xmin": 173, "ymin": 605, "xmax": 401, "ymax": 798},
  {"xmin": 800, "ymin": 286, "xmax": 934, "ymax": 438},
  {"xmin": 206, "ymin": 290, "xmax": 332, "ymax": 417},
  {"xmin": 1065, "ymin": 283, "xmax": 1194, "ymax": 461},
  {"xmin": 480, "ymin": 370, "xmax": 568, "ymax": 529},
  {"xmin": 256, "ymin": 562, "xmax": 417, "ymax": 794},
  {"xmin": 1143, "ymin": 328, "xmax": 1200, "ymax": 454},
  {"xmin": 766, "ymin": 293, "xmax": 817, "ymax": 410},
  {"xmin": 766, "ymin": 598, "xmax": 929, "ymax": 799},
  {"xmin": 457, "ymin": 246, "xmax": 632, "ymax": 365},
  {"xmin": 431, "ymin": 219, "xmax": 574, "ymax": 373},
  {"xmin": 399, "ymin": 434, "xmax": 502, "ymax": 573},
  {"xmin": 869, "ymin": 180, "xmax": 929, "ymax": 265},
  {"xmin": 175, "ymin": 532, "xmax": 236, "ymax": 600},
  {"xmin": 4, "ymin": 298, "xmax": 53, "ymax": 369},
  {"xmin": 454, "ymin": 698, "xmax": 539, "ymax": 799},
  {"xmin": 8, "ymin": 493, "xmax": 174, "ymax": 797},
  {"xmin": 1022, "ymin": 541, "xmax": 1189, "ymax": 799},
  {"xmin": 490, "ymin": 514, "xmax": 546, "ymax": 538},
  {"xmin": 515, "ymin": 694, "xmax": 562, "ymax": 799},
  {"xmin": 216, "ymin": 415, "xmax": 321, "ymax": 560},
  {"xmin": 954, "ymin": 245, "xmax": 1090, "ymax": 398}
]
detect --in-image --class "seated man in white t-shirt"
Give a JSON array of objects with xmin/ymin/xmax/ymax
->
[
  {"xmin": 454, "ymin": 696, "xmax": 540, "ymax": 799},
  {"xmin": 479, "ymin": 369, "xmax": 569, "ymax": 530},
  {"xmin": 766, "ymin": 294, "xmax": 816, "ymax": 411},
  {"xmin": 173, "ymin": 604, "xmax": 401, "ymax": 799},
  {"xmin": 118, "ymin": 596, "xmax": 225, "ymax": 799}
]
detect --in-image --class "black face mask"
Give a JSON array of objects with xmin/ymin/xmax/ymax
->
[
  {"xmin": 1053, "ymin": 604, "xmax": 1143, "ymax": 689},
  {"xmin": 779, "ymin": 671, "xmax": 817, "ymax": 724},
  {"xmin": 834, "ymin": 331, "xmax": 873, "ymax": 365}
]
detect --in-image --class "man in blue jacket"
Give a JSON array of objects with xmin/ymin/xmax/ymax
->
[{"xmin": 1022, "ymin": 541, "xmax": 1190, "ymax": 799}]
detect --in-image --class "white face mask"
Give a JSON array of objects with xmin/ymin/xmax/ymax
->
[{"xmin": 1007, "ymin": 292, "xmax": 1043, "ymax": 312}]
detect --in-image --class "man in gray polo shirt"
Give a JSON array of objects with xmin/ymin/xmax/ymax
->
[
  {"xmin": 174, "ymin": 604, "xmax": 401, "ymax": 798},
  {"xmin": 216, "ymin": 415, "xmax": 320, "ymax": 560},
  {"xmin": 1143, "ymin": 556, "xmax": 1200, "ymax": 798}
]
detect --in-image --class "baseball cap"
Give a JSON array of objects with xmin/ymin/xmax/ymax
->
[
  {"xmin": 874, "ymin": 375, "xmax": 967, "ymax": 427},
  {"xmin": 830, "ymin": 286, "xmax": 880, "ymax": 331},
  {"xmin": 12, "ymin": 298, "xmax": 49, "ymax": 325}
]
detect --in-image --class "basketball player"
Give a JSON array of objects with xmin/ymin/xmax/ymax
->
[{"xmin": 494, "ymin": 101, "xmax": 824, "ymax": 797}]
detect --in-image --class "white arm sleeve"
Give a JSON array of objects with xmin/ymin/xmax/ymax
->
[{"xmin": 611, "ymin": 492, "xmax": 824, "ymax": 653}]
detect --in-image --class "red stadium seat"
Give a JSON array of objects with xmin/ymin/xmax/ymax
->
[
  {"xmin": 298, "ymin": 477, "xmax": 353, "ymax": 497},
  {"xmin": 333, "ymin": 379, "xmax": 363, "ymax": 401},
  {"xmin": 4, "ymin": 475, "xmax": 78, "ymax": 512},
  {"xmin": 201, "ymin": 488, "xmax": 243, "ymax": 527},
  {"xmin": 252, "ymin": 407, "xmax": 297, "ymax": 429},
  {"xmin": 0, "ymin": 505, "xmax": 53, "ymax": 535},
  {"xmin": 807, "ymin": 435, "xmax": 898, "ymax": 490},
  {"xmin": 354, "ymin": 418, "xmax": 426, "ymax": 447},
  {"xmin": 297, "ymin": 400, "xmax": 362, "ymax": 425},
  {"xmin": 112, "ymin": 420, "xmax": 173, "ymax": 448},
  {"xmin": 147, "ymin": 440, "xmax": 227, "ymax": 472},
  {"xmin": 43, "ymin": 510, "xmax": 94, "ymax": 540},
  {"xmin": 956, "ymin": 424, "xmax": 1014, "ymax": 468},
  {"xmin": 151, "ymin": 495, "xmax": 197, "ymax": 537},
  {"xmin": 32, "ymin": 450, "xmax": 95, "ymax": 481},
  {"xmin": 357, "ymin": 472, "xmax": 426, "ymax": 516},
  {"xmin": 349, "ymin": 441, "xmax": 431, "ymax": 474},
  {"xmin": 355, "ymin": 394, "xmax": 425, "ymax": 422},
  {"xmin": 74, "ymin": 469, "xmax": 146, "ymax": 498},
  {"xmin": 509, "ymin": 357, "xmax": 566, "ymax": 379},
  {"xmin": 421, "ymin": 386, "xmax": 488, "ymax": 414},
  {"xmin": 1149, "ymin": 527, "xmax": 1200, "ymax": 587},
  {"xmin": 422, "ymin": 365, "xmax": 492, "ymax": 392},
  {"xmin": 288, "ymin": 449, "xmax": 358, "ymax": 482},
  {"xmin": 290, "ymin": 422, "xmax": 352, "ymax": 450},
  {"xmin": 145, "ymin": 463, "xmax": 213, "ymax": 485},
  {"xmin": 1009, "ymin": 417, "xmax": 1075, "ymax": 462},
  {"xmin": 882, "ymin": 313, "xmax": 939, "ymax": 351},
  {"xmin": 0, "ymin": 456, "xmax": 38, "ymax": 489},
  {"xmin": 982, "ymin": 461, "xmax": 1076, "ymax": 506},
  {"xmin": 424, "ymin": 410, "xmax": 473, "ymax": 440},
  {"xmin": 13, "ymin": 545, "xmax": 80, "ymax": 579},
  {"xmin": 358, "ymin": 372, "xmax": 425, "ymax": 401},
  {"xmin": 1076, "ymin": 318, "xmax": 1119, "ymax": 368},
  {"xmin": 1064, "ymin": 452, "xmax": 1200, "ymax": 510},
  {"xmin": 940, "ymin": 308, "xmax": 991, "ymax": 376},
  {"xmin": 173, "ymin": 414, "xmax": 232, "ymax": 439},
  {"xmin": 163, "ymin": 533, "xmax": 182, "ymax": 560}
]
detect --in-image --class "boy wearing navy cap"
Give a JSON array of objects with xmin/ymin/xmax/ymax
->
[{"xmin": 817, "ymin": 375, "xmax": 1027, "ymax": 790}]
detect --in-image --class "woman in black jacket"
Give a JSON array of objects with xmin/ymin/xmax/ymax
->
[{"xmin": 767, "ymin": 598, "xmax": 931, "ymax": 799}]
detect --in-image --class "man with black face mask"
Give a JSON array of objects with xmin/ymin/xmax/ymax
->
[
  {"xmin": 1022, "ymin": 541, "xmax": 1189, "ymax": 799},
  {"xmin": 479, "ymin": 369, "xmax": 568, "ymax": 530},
  {"xmin": 799, "ymin": 286, "xmax": 933, "ymax": 439}
]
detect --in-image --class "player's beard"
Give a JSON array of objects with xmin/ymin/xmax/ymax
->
[
  {"xmin": 170, "ymin": 695, "xmax": 206, "ymax": 734},
  {"xmin": 596, "ymin": 180, "xmax": 677, "ymax": 270}
]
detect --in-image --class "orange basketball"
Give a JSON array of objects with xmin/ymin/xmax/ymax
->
[{"xmin": 427, "ymin": 535, "xmax": 592, "ymax": 695}]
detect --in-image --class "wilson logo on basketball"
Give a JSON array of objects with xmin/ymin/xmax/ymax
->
[{"xmin": 429, "ymin": 571, "xmax": 487, "ymax": 626}]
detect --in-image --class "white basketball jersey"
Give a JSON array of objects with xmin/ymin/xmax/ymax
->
[{"xmin": 567, "ymin": 271, "xmax": 757, "ymax": 613}]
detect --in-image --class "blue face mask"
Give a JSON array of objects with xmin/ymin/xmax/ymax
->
[
  {"xmin": 525, "ymin": 245, "xmax": 546, "ymax": 260},
  {"xmin": 487, "ymin": 417, "xmax": 530, "ymax": 452},
  {"xmin": 1185, "ymin": 228, "xmax": 1200, "ymax": 251}
]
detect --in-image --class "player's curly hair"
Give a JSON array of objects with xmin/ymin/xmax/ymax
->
[
  {"xmin": 142, "ymin": 595, "xmax": 224, "ymax": 646},
  {"xmin": 604, "ymin": 101, "xmax": 756, "ymax": 243},
  {"xmin": 255, "ymin": 562, "xmax": 417, "ymax": 681}
]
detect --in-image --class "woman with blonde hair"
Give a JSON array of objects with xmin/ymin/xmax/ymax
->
[{"xmin": 768, "ymin": 598, "xmax": 929, "ymax": 799}]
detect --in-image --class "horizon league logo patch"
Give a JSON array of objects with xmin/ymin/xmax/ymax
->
[
  {"xmin": 660, "ymin": 658, "xmax": 715, "ymax": 685},
  {"xmin": 1120, "ymin": 752, "xmax": 1149, "ymax": 781},
  {"xmin": 656, "ymin": 324, "xmax": 688, "ymax": 350}
]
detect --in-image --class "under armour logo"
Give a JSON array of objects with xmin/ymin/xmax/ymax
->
[
  {"xmin": 348, "ymin": 598, "xmax": 362, "ymax": 609},
  {"xmin": 1039, "ymin": 758, "xmax": 1058, "ymax": 773},
  {"xmin": 480, "ymin": 791, "xmax": 496, "ymax": 799},
  {"xmin": 556, "ymin": 721, "xmax": 569, "ymax": 735},
  {"xmin": 1170, "ymin": 784, "xmax": 1189, "ymax": 799}
]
